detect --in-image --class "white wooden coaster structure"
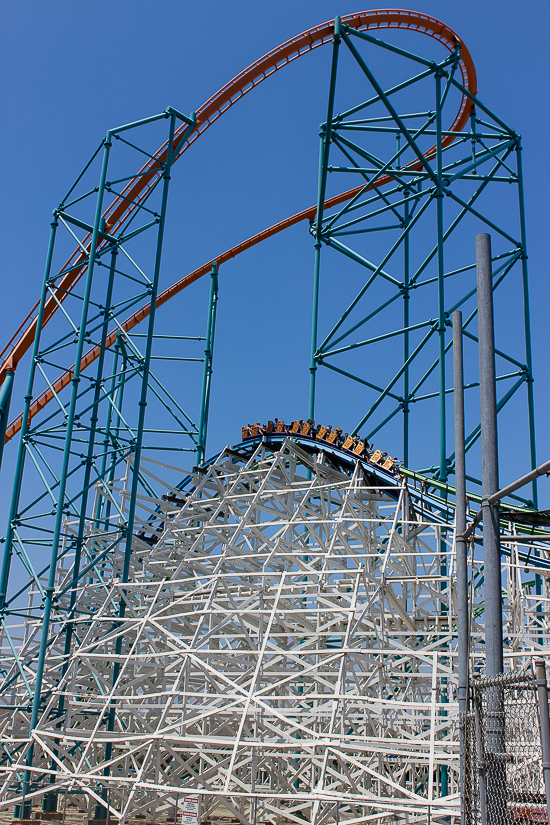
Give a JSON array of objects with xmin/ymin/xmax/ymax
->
[{"xmin": 0, "ymin": 437, "xmax": 547, "ymax": 824}]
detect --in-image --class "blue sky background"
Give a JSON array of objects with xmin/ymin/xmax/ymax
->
[{"xmin": 0, "ymin": 0, "xmax": 549, "ymax": 514}]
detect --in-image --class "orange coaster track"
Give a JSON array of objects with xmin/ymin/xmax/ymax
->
[{"xmin": 1, "ymin": 10, "xmax": 476, "ymax": 442}]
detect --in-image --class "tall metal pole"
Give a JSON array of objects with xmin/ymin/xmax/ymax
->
[
  {"xmin": 453, "ymin": 310, "xmax": 468, "ymax": 821},
  {"xmin": 435, "ymin": 70, "xmax": 447, "ymax": 483},
  {"xmin": 477, "ymin": 232, "xmax": 505, "ymax": 825},
  {"xmin": 309, "ymin": 17, "xmax": 340, "ymax": 421},
  {"xmin": 197, "ymin": 261, "xmax": 218, "ymax": 466},
  {"xmin": 476, "ymin": 233, "xmax": 503, "ymax": 678}
]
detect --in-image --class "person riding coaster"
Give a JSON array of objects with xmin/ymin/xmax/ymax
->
[{"xmin": 241, "ymin": 419, "xmax": 398, "ymax": 472}]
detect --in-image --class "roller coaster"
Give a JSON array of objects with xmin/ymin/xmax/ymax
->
[{"xmin": 0, "ymin": 10, "xmax": 547, "ymax": 825}]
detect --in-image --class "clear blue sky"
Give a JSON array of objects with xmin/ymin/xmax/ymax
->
[{"xmin": 1, "ymin": 0, "xmax": 549, "ymax": 509}]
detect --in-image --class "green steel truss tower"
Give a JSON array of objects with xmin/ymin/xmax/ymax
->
[{"xmin": 308, "ymin": 18, "xmax": 535, "ymax": 502}]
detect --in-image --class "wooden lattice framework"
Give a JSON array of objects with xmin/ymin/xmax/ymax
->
[{"xmin": 0, "ymin": 438, "xmax": 547, "ymax": 824}]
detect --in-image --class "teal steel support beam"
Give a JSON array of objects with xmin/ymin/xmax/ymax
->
[
  {"xmin": 309, "ymin": 17, "xmax": 340, "ymax": 421},
  {"xmin": 93, "ymin": 335, "xmax": 121, "ymax": 527},
  {"xmin": 437, "ymin": 66, "xmax": 449, "ymax": 801},
  {"xmin": 119, "ymin": 111, "xmax": 184, "ymax": 582},
  {"xmin": 320, "ymin": 359, "xmax": 401, "ymax": 402},
  {"xmin": 346, "ymin": 26, "xmax": 437, "ymax": 69},
  {"xmin": 197, "ymin": 261, "xmax": 219, "ymax": 466},
  {"xmin": 515, "ymin": 141, "xmax": 537, "ymax": 507},
  {"xmin": 462, "ymin": 376, "xmax": 526, "ymax": 460},
  {"xmin": 94, "ymin": 334, "xmax": 128, "ymax": 531},
  {"xmin": 365, "ymin": 402, "xmax": 403, "ymax": 442},
  {"xmin": 335, "ymin": 65, "xmax": 435, "ymax": 123},
  {"xmin": 515, "ymin": 138, "xmax": 541, "ymax": 629},
  {"xmin": 0, "ymin": 366, "xmax": 15, "ymax": 473},
  {"xmin": 322, "ymin": 318, "xmax": 434, "ymax": 358},
  {"xmin": 0, "ymin": 216, "xmax": 58, "ymax": 616},
  {"xmin": 444, "ymin": 189, "xmax": 520, "ymax": 246},
  {"xmin": 340, "ymin": 28, "xmax": 437, "ymax": 184},
  {"xmin": 435, "ymin": 70, "xmax": 447, "ymax": 484},
  {"xmin": 403, "ymin": 180, "xmax": 410, "ymax": 466},
  {"xmin": 318, "ymin": 193, "xmax": 434, "ymax": 353},
  {"xmin": 325, "ymin": 290, "xmax": 403, "ymax": 353},
  {"xmin": 407, "ymin": 153, "xmax": 514, "ymax": 290},
  {"xmin": 353, "ymin": 326, "xmax": 436, "ymax": 434},
  {"xmin": 449, "ymin": 76, "xmax": 515, "ymax": 136}
]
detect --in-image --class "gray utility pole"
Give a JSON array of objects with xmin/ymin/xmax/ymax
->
[
  {"xmin": 477, "ymin": 233, "xmax": 506, "ymax": 825},
  {"xmin": 476, "ymin": 233, "xmax": 503, "ymax": 678},
  {"xmin": 453, "ymin": 310, "xmax": 468, "ymax": 824}
]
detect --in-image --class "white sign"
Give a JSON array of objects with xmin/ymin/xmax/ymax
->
[{"xmin": 181, "ymin": 795, "xmax": 199, "ymax": 825}]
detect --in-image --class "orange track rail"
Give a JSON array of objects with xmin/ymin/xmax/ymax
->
[{"xmin": 1, "ymin": 10, "xmax": 477, "ymax": 443}]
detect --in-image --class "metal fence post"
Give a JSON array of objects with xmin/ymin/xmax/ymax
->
[{"xmin": 534, "ymin": 659, "xmax": 550, "ymax": 821}]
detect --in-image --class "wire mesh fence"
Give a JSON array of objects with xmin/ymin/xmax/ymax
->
[{"xmin": 464, "ymin": 669, "xmax": 548, "ymax": 824}]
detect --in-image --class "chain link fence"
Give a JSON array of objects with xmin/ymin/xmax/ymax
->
[{"xmin": 464, "ymin": 668, "xmax": 549, "ymax": 824}]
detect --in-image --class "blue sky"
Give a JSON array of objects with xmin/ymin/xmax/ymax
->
[{"xmin": 0, "ymin": 0, "xmax": 549, "ymax": 511}]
